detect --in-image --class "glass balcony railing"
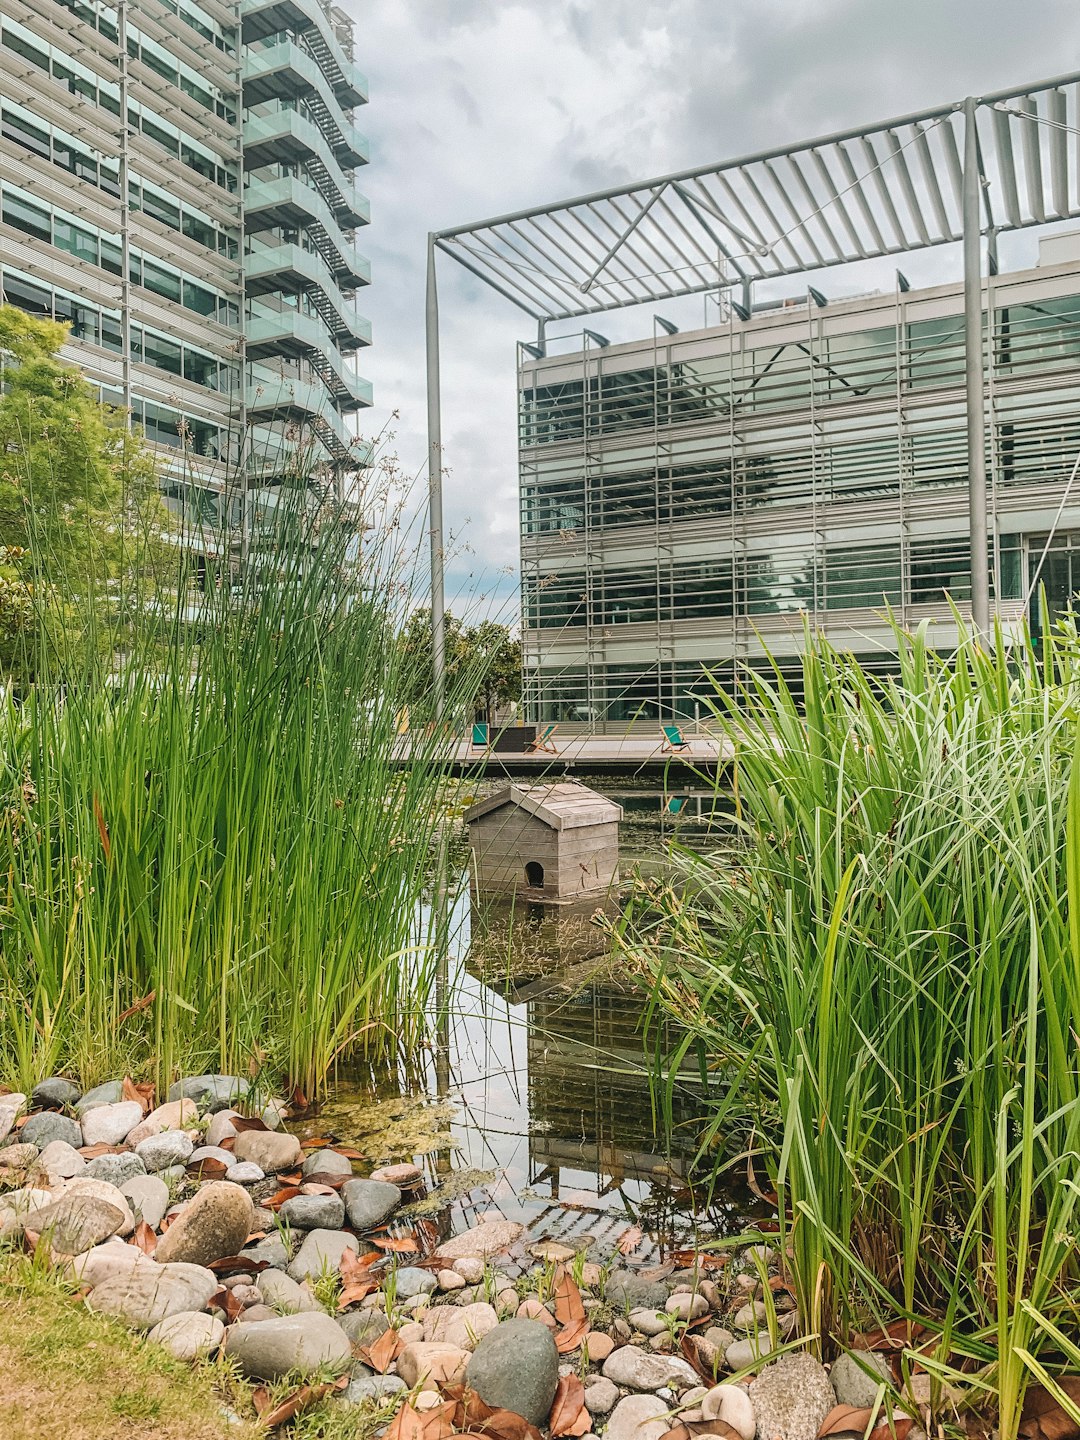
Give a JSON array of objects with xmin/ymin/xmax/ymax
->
[{"xmin": 242, "ymin": 44, "xmax": 367, "ymax": 166}]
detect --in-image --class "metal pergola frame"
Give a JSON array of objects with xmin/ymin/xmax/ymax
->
[{"xmin": 425, "ymin": 71, "xmax": 1080, "ymax": 711}]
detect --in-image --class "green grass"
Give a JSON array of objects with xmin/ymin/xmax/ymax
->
[
  {"xmin": 0, "ymin": 448, "xmax": 474, "ymax": 1097},
  {"xmin": 618, "ymin": 609, "xmax": 1080, "ymax": 1439}
]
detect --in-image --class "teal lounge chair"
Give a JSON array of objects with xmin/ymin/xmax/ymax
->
[
  {"xmin": 526, "ymin": 722, "xmax": 559, "ymax": 754},
  {"xmin": 661, "ymin": 723, "xmax": 689, "ymax": 752},
  {"xmin": 471, "ymin": 722, "xmax": 490, "ymax": 748}
]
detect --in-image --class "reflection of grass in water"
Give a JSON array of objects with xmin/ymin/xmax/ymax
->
[
  {"xmin": 399, "ymin": 1166, "xmax": 497, "ymax": 1217},
  {"xmin": 318, "ymin": 1093, "xmax": 460, "ymax": 1162}
]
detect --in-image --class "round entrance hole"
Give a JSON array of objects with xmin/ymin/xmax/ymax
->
[{"xmin": 525, "ymin": 860, "xmax": 544, "ymax": 888}]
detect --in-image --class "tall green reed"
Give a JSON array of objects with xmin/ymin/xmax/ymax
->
[
  {"xmin": 616, "ymin": 614, "xmax": 1080, "ymax": 1436},
  {"xmin": 0, "ymin": 442, "xmax": 476, "ymax": 1098}
]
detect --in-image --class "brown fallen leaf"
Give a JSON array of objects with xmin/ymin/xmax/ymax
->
[
  {"xmin": 852, "ymin": 1319, "xmax": 927, "ymax": 1354},
  {"xmin": 681, "ymin": 1333, "xmax": 721, "ymax": 1383},
  {"xmin": 131, "ymin": 1221, "xmax": 157, "ymax": 1256},
  {"xmin": 262, "ymin": 1381, "xmax": 340, "ymax": 1427},
  {"xmin": 659, "ymin": 1424, "xmax": 744, "ymax": 1440},
  {"xmin": 616, "ymin": 1224, "xmax": 644, "ymax": 1256},
  {"xmin": 340, "ymin": 1246, "xmax": 382, "ymax": 1283},
  {"xmin": 549, "ymin": 1375, "xmax": 590, "ymax": 1437},
  {"xmin": 231, "ymin": 1115, "xmax": 271, "ymax": 1134},
  {"xmin": 121, "ymin": 1076, "xmax": 154, "ymax": 1114},
  {"xmin": 339, "ymin": 1279, "xmax": 379, "ymax": 1309},
  {"xmin": 187, "ymin": 1158, "xmax": 228, "ymax": 1180},
  {"xmin": 252, "ymin": 1385, "xmax": 272, "ymax": 1416},
  {"xmin": 277, "ymin": 1170, "xmax": 303, "ymax": 1185},
  {"xmin": 554, "ymin": 1317, "xmax": 590, "ymax": 1354},
  {"xmin": 371, "ymin": 1233, "xmax": 420, "ymax": 1253},
  {"xmin": 417, "ymin": 1399, "xmax": 458, "ymax": 1440},
  {"xmin": 552, "ymin": 1266, "xmax": 586, "ymax": 1327},
  {"xmin": 475, "ymin": 1409, "xmax": 545, "ymax": 1440},
  {"xmin": 1019, "ymin": 1382, "xmax": 1080, "ymax": 1440},
  {"xmin": 263, "ymin": 1186, "xmax": 303, "ymax": 1211},
  {"xmin": 288, "ymin": 1083, "xmax": 310, "ymax": 1112},
  {"xmin": 208, "ymin": 1286, "xmax": 243, "ymax": 1322},
  {"xmin": 207, "ymin": 1255, "xmax": 269, "ymax": 1274},
  {"xmin": 334, "ymin": 1145, "xmax": 366, "ymax": 1161},
  {"xmin": 385, "ymin": 1402, "xmax": 428, "ymax": 1440},
  {"xmin": 819, "ymin": 1407, "xmax": 875, "ymax": 1438},
  {"xmin": 299, "ymin": 1136, "xmax": 339, "ymax": 1149},
  {"xmin": 671, "ymin": 1251, "xmax": 727, "ymax": 1272},
  {"xmin": 79, "ymin": 1143, "xmax": 126, "ymax": 1160},
  {"xmin": 362, "ymin": 1326, "xmax": 402, "ymax": 1374},
  {"xmin": 438, "ymin": 1382, "xmax": 497, "ymax": 1430}
]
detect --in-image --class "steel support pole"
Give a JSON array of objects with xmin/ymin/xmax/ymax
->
[
  {"xmin": 426, "ymin": 234, "xmax": 446, "ymax": 718},
  {"xmin": 963, "ymin": 96, "xmax": 990, "ymax": 635}
]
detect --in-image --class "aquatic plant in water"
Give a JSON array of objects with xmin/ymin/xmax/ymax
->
[{"xmin": 616, "ymin": 610, "xmax": 1080, "ymax": 1439}]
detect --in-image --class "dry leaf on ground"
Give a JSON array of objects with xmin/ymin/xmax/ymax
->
[
  {"xmin": 1019, "ymin": 1381, "xmax": 1080, "ymax": 1440},
  {"xmin": 616, "ymin": 1225, "xmax": 643, "ymax": 1255},
  {"xmin": 549, "ymin": 1375, "xmax": 590, "ymax": 1437},
  {"xmin": 361, "ymin": 1326, "xmax": 401, "ymax": 1374},
  {"xmin": 552, "ymin": 1266, "xmax": 586, "ymax": 1326}
]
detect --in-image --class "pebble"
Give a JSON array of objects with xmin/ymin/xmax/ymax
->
[
  {"xmin": 166, "ymin": 1075, "xmax": 249, "ymax": 1111},
  {"xmin": 584, "ymin": 1378, "xmax": 619, "ymax": 1415},
  {"xmin": 436, "ymin": 1216, "xmax": 524, "ymax": 1260},
  {"xmin": 277, "ymin": 1193, "xmax": 346, "ymax": 1231},
  {"xmin": 528, "ymin": 1240, "xmax": 577, "ymax": 1263},
  {"xmin": 605, "ymin": 1394, "xmax": 672, "ymax": 1440},
  {"xmin": 85, "ymin": 1153, "xmax": 145, "ymax": 1186},
  {"xmin": 399, "ymin": 1320, "xmax": 426, "ymax": 1344},
  {"xmin": 341, "ymin": 1177, "xmax": 402, "ymax": 1231},
  {"xmin": 232, "ymin": 1130, "xmax": 301, "ymax": 1174},
  {"xmin": 223, "ymin": 1312, "xmax": 351, "ymax": 1379},
  {"xmin": 136, "ymin": 1132, "xmax": 194, "ymax": 1171},
  {"xmin": 423, "ymin": 1301, "xmax": 500, "ymax": 1351},
  {"xmin": 602, "ymin": 1346, "xmax": 700, "ymax": 1391},
  {"xmin": 734, "ymin": 1300, "xmax": 769, "ymax": 1331},
  {"xmin": 32, "ymin": 1077, "xmax": 81, "ymax": 1109},
  {"xmin": 205, "ymin": 1110, "xmax": 242, "ymax": 1147},
  {"xmin": 517, "ymin": 1297, "xmax": 557, "ymax": 1328},
  {"xmin": 727, "ymin": 1335, "xmax": 778, "ymax": 1371},
  {"xmin": 244, "ymin": 1233, "xmax": 289, "ymax": 1269},
  {"xmin": 584, "ymin": 1332, "xmax": 614, "ymax": 1363},
  {"xmin": 75, "ymin": 1082, "xmax": 124, "ymax": 1115},
  {"xmin": 81, "ymin": 1101, "xmax": 144, "ymax": 1148},
  {"xmin": 649, "ymin": 1333, "xmax": 675, "ymax": 1353},
  {"xmin": 155, "ymin": 1181, "xmax": 254, "ymax": 1267},
  {"xmin": 126, "ymin": 1099, "xmax": 198, "ymax": 1147},
  {"xmin": 452, "ymin": 1256, "xmax": 486, "ymax": 1283},
  {"xmin": 830, "ymin": 1352, "xmax": 893, "ymax": 1408},
  {"xmin": 342, "ymin": 1374, "xmax": 408, "ymax": 1403},
  {"xmin": 300, "ymin": 1148, "xmax": 353, "ymax": 1179},
  {"xmin": 667, "ymin": 1292, "xmax": 709, "ymax": 1321},
  {"xmin": 394, "ymin": 1265, "xmax": 438, "ymax": 1299},
  {"xmin": 438, "ymin": 1268, "xmax": 467, "ymax": 1291},
  {"xmin": 148, "ymin": 1311, "xmax": 225, "ymax": 1361},
  {"xmin": 59, "ymin": 1178, "xmax": 135, "ymax": 1234},
  {"xmin": 67, "ymin": 1240, "xmax": 150, "ymax": 1288},
  {"xmin": 36, "ymin": 1140, "xmax": 85, "ymax": 1179},
  {"xmin": 288, "ymin": 1227, "xmax": 355, "ymax": 1282},
  {"xmin": 22, "ymin": 1111, "xmax": 81, "ymax": 1150},
  {"xmin": 369, "ymin": 1162, "xmax": 424, "ymax": 1187},
  {"xmin": 702, "ymin": 1384, "xmax": 757, "ymax": 1440},
  {"xmin": 605, "ymin": 1272, "xmax": 670, "ymax": 1312},
  {"xmin": 225, "ymin": 1162, "xmax": 265, "ymax": 1184},
  {"xmin": 339, "ymin": 1309, "xmax": 390, "ymax": 1346},
  {"xmin": 629, "ymin": 1307, "xmax": 671, "ymax": 1337},
  {"xmin": 749, "ymin": 1355, "xmax": 835, "ymax": 1440},
  {"xmin": 398, "ymin": 1341, "xmax": 470, "ymax": 1390}
]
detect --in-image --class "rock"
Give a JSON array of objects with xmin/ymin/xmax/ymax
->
[
  {"xmin": 343, "ymin": 1373, "xmax": 408, "ymax": 1403},
  {"xmin": 58, "ymin": 1178, "xmax": 135, "ymax": 1233},
  {"xmin": 226, "ymin": 1163, "xmax": 265, "ymax": 1184},
  {"xmin": 244, "ymin": 1233, "xmax": 290, "ymax": 1269},
  {"xmin": 21, "ymin": 1111, "xmax": 81, "ymax": 1150},
  {"xmin": 36, "ymin": 1140, "xmax": 85, "ymax": 1179},
  {"xmin": 702, "ymin": 1385, "xmax": 756, "ymax": 1440},
  {"xmin": 585, "ymin": 1332, "xmax": 614, "ymax": 1363},
  {"xmin": 605, "ymin": 1272, "xmax": 670, "ymax": 1312},
  {"xmin": 667, "ymin": 1293, "xmax": 710, "ymax": 1321},
  {"xmin": 830, "ymin": 1353, "xmax": 893, "ymax": 1409},
  {"xmin": 602, "ymin": 1346, "xmax": 699, "ymax": 1391},
  {"xmin": 584, "ymin": 1377, "xmax": 619, "ymax": 1414},
  {"xmin": 301, "ymin": 1148, "xmax": 353, "ymax": 1179},
  {"xmin": 749, "ymin": 1354, "xmax": 836, "ymax": 1440},
  {"xmin": 81, "ymin": 1101, "xmax": 144, "ymax": 1148},
  {"xmin": 606, "ymin": 1394, "xmax": 672, "ymax": 1440},
  {"xmin": 258, "ymin": 1269, "xmax": 321, "ymax": 1314},
  {"xmin": 727, "ymin": 1335, "xmax": 778, "ymax": 1372},
  {"xmin": 699, "ymin": 1281, "xmax": 723, "ymax": 1310},
  {"xmin": 74, "ymin": 1082, "xmax": 124, "ymax": 1115},
  {"xmin": 528, "ymin": 1241, "xmax": 577, "ymax": 1263},
  {"xmin": 400, "ymin": 1321, "xmax": 426, "ymax": 1344},
  {"xmin": 341, "ymin": 1177, "xmax": 401, "ymax": 1231},
  {"xmin": 734, "ymin": 1301, "xmax": 769, "ymax": 1331},
  {"xmin": 517, "ymin": 1298, "xmax": 556, "ymax": 1328},
  {"xmin": 340, "ymin": 1309, "xmax": 391, "ymax": 1346},
  {"xmin": 122, "ymin": 1176, "xmax": 169, "ymax": 1230},
  {"xmin": 67, "ymin": 1240, "xmax": 152, "ymax": 1288},
  {"xmin": 370, "ymin": 1162, "xmax": 424, "ymax": 1187},
  {"xmin": 629, "ymin": 1308, "xmax": 671, "ymax": 1337},
  {"xmin": 261, "ymin": 1098, "xmax": 288, "ymax": 1130},
  {"xmin": 88, "ymin": 1260, "xmax": 218, "ymax": 1328},
  {"xmin": 399, "ymin": 1341, "xmax": 470, "ymax": 1390},
  {"xmin": 155, "ymin": 1182, "xmax": 254, "ymax": 1267},
  {"xmin": 684, "ymin": 1334, "xmax": 723, "ymax": 1377},
  {"xmin": 126, "ymin": 1099, "xmax": 198, "ymax": 1147},
  {"xmin": 706, "ymin": 1326, "xmax": 736, "ymax": 1350},
  {"xmin": 32, "ymin": 1076, "xmax": 81, "ymax": 1109},
  {"xmin": 23, "ymin": 1194, "xmax": 125, "ymax": 1253},
  {"xmin": 137, "ymin": 1132, "xmax": 194, "ymax": 1171},
  {"xmin": 166, "ymin": 1075, "xmax": 249, "ymax": 1111},
  {"xmin": 436, "ymin": 1217, "xmax": 525, "ymax": 1260},
  {"xmin": 236, "ymin": 1304, "xmax": 277, "ymax": 1324},
  {"xmin": 224, "ymin": 1312, "xmax": 351, "ymax": 1379},
  {"xmin": 465, "ymin": 1318, "xmax": 560, "ymax": 1426},
  {"xmin": 453, "ymin": 1256, "xmax": 486, "ymax": 1284},
  {"xmin": 0, "ymin": 1144, "xmax": 40, "ymax": 1172},
  {"xmin": 288, "ymin": 1227, "xmax": 355, "ymax": 1282},
  {"xmin": 188, "ymin": 1145, "xmax": 234, "ymax": 1168},
  {"xmin": 649, "ymin": 1333, "xmax": 674, "ymax": 1353},
  {"xmin": 278, "ymin": 1193, "xmax": 346, "ymax": 1231},
  {"xmin": 394, "ymin": 1266, "xmax": 438, "ymax": 1299},
  {"xmin": 205, "ymin": 1110, "xmax": 242, "ymax": 1147},
  {"xmin": 85, "ymin": 1153, "xmax": 145, "ymax": 1186},
  {"xmin": 423, "ymin": 1302, "xmax": 500, "ymax": 1351},
  {"xmin": 232, "ymin": 1130, "xmax": 301, "ymax": 1174},
  {"xmin": 148, "ymin": 1310, "xmax": 225, "ymax": 1360},
  {"xmin": 0, "ymin": 1102, "xmax": 23, "ymax": 1145},
  {"xmin": 438, "ymin": 1268, "xmax": 467, "ymax": 1292}
]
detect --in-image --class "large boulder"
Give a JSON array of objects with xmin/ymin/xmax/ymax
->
[
  {"xmin": 223, "ymin": 1313, "xmax": 351, "ymax": 1380},
  {"xmin": 154, "ymin": 1181, "xmax": 254, "ymax": 1267},
  {"xmin": 341, "ymin": 1177, "xmax": 401, "ymax": 1231},
  {"xmin": 23, "ymin": 1194, "xmax": 126, "ymax": 1253},
  {"xmin": 88, "ymin": 1261, "xmax": 218, "ymax": 1329},
  {"xmin": 465, "ymin": 1319, "xmax": 560, "ymax": 1426},
  {"xmin": 749, "ymin": 1354, "xmax": 836, "ymax": 1440}
]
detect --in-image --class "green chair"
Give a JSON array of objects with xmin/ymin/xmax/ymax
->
[
  {"xmin": 471, "ymin": 722, "xmax": 489, "ymax": 748},
  {"xmin": 661, "ymin": 723, "xmax": 689, "ymax": 752}
]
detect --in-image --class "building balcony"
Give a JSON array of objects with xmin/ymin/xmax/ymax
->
[
  {"xmin": 245, "ymin": 242, "xmax": 371, "ymax": 349},
  {"xmin": 246, "ymin": 367, "xmax": 362, "ymax": 463},
  {"xmin": 242, "ymin": 111, "xmax": 367, "ymax": 224},
  {"xmin": 243, "ymin": 44, "xmax": 367, "ymax": 168},
  {"xmin": 246, "ymin": 311, "xmax": 372, "ymax": 411},
  {"xmin": 240, "ymin": 0, "xmax": 367, "ymax": 108}
]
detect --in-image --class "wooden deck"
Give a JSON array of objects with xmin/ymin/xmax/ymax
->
[{"xmin": 398, "ymin": 731, "xmax": 734, "ymax": 776}]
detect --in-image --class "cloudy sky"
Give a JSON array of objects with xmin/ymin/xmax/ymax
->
[{"xmin": 353, "ymin": 0, "xmax": 1080, "ymax": 615}]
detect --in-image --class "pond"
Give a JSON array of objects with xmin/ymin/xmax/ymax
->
[{"xmin": 305, "ymin": 775, "xmax": 753, "ymax": 1265}]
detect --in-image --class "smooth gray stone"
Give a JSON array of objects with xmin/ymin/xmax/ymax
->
[
  {"xmin": 830, "ymin": 1352, "xmax": 894, "ymax": 1409},
  {"xmin": 606, "ymin": 1394, "xmax": 671, "ymax": 1440},
  {"xmin": 257, "ymin": 1268, "xmax": 321, "ymax": 1314},
  {"xmin": 602, "ymin": 1346, "xmax": 699, "ymax": 1391},
  {"xmin": 288, "ymin": 1227, "xmax": 355, "ymax": 1282},
  {"xmin": 243, "ymin": 1233, "xmax": 290, "ymax": 1270},
  {"xmin": 342, "ymin": 1373, "xmax": 407, "ymax": 1403},
  {"xmin": 23, "ymin": 1195, "xmax": 125, "ymax": 1253},
  {"xmin": 223, "ymin": 1312, "xmax": 351, "ymax": 1380},
  {"xmin": 85, "ymin": 1152, "xmax": 145, "ymax": 1185},
  {"xmin": 88, "ymin": 1261, "xmax": 218, "ymax": 1329},
  {"xmin": 278, "ymin": 1193, "xmax": 346, "ymax": 1231},
  {"xmin": 605, "ymin": 1271, "xmax": 670, "ymax": 1312},
  {"xmin": 339, "ymin": 1309, "xmax": 390, "ymax": 1346},
  {"xmin": 76, "ymin": 1081, "xmax": 125, "ymax": 1115},
  {"xmin": 394, "ymin": 1266, "xmax": 438, "ymax": 1299},
  {"xmin": 301, "ymin": 1148, "xmax": 354, "ymax": 1179},
  {"xmin": 81, "ymin": 1101, "xmax": 144, "ymax": 1148},
  {"xmin": 121, "ymin": 1175, "xmax": 169, "ymax": 1230},
  {"xmin": 166, "ymin": 1075, "xmax": 249, "ymax": 1111},
  {"xmin": 136, "ymin": 1132, "xmax": 194, "ymax": 1171},
  {"xmin": 148, "ymin": 1310, "xmax": 224, "ymax": 1360},
  {"xmin": 21, "ymin": 1112, "xmax": 81, "ymax": 1150},
  {"xmin": 465, "ymin": 1319, "xmax": 560, "ymax": 1426},
  {"xmin": 188, "ymin": 1145, "xmax": 234, "ymax": 1167},
  {"xmin": 36, "ymin": 1140, "xmax": 85, "ymax": 1179},
  {"xmin": 341, "ymin": 1178, "xmax": 401, "ymax": 1232},
  {"xmin": 32, "ymin": 1077, "xmax": 81, "ymax": 1109},
  {"xmin": 231, "ymin": 1130, "xmax": 301, "ymax": 1174}
]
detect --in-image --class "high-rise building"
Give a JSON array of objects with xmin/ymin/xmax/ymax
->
[
  {"xmin": 517, "ymin": 237, "xmax": 1080, "ymax": 723},
  {"xmin": 0, "ymin": 0, "xmax": 370, "ymax": 554}
]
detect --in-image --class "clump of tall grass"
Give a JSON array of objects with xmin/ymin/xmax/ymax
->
[
  {"xmin": 0, "ymin": 441, "xmax": 473, "ymax": 1099},
  {"xmin": 616, "ymin": 613, "xmax": 1080, "ymax": 1437}
]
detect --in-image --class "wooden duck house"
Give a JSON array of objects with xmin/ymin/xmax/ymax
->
[{"xmin": 465, "ymin": 781, "xmax": 622, "ymax": 903}]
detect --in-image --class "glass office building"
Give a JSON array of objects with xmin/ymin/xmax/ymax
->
[
  {"xmin": 0, "ymin": 0, "xmax": 370, "ymax": 553},
  {"xmin": 518, "ymin": 237, "xmax": 1080, "ymax": 724}
]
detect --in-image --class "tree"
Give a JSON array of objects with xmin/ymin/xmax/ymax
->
[
  {"xmin": 398, "ymin": 607, "xmax": 521, "ymax": 723},
  {"xmin": 0, "ymin": 305, "xmax": 168, "ymax": 679}
]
